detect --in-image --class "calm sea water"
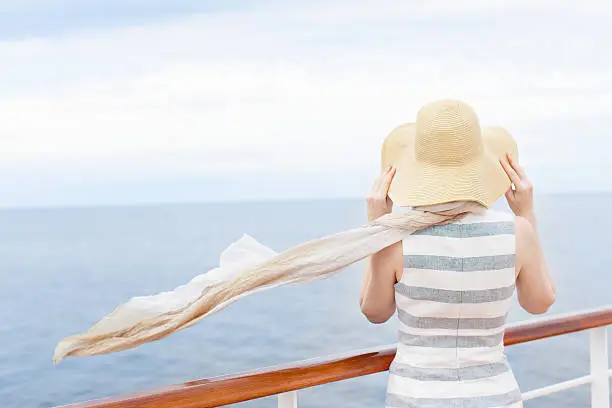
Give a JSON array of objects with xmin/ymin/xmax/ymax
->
[{"xmin": 0, "ymin": 195, "xmax": 610, "ymax": 408}]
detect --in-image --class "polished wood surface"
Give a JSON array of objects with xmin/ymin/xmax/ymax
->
[
  {"xmin": 504, "ymin": 306, "xmax": 612, "ymax": 346},
  {"xmin": 60, "ymin": 306, "xmax": 612, "ymax": 408}
]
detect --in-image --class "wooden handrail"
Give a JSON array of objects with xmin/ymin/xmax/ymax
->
[{"xmin": 60, "ymin": 306, "xmax": 612, "ymax": 408}]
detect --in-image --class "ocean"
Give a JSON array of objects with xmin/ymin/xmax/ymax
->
[{"xmin": 0, "ymin": 195, "xmax": 610, "ymax": 407}]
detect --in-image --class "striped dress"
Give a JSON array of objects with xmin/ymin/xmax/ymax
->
[{"xmin": 386, "ymin": 209, "xmax": 522, "ymax": 408}]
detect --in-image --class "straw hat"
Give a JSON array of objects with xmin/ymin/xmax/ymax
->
[{"xmin": 381, "ymin": 99, "xmax": 518, "ymax": 208}]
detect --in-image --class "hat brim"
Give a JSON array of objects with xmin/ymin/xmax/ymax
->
[{"xmin": 382, "ymin": 125, "xmax": 518, "ymax": 208}]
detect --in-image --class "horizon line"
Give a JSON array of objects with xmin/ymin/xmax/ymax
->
[{"xmin": 1, "ymin": 190, "xmax": 610, "ymax": 212}]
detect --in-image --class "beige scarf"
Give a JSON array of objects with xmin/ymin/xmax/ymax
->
[{"xmin": 53, "ymin": 201, "xmax": 484, "ymax": 363}]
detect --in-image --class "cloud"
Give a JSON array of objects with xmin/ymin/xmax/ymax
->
[{"xmin": 0, "ymin": 0, "xmax": 610, "ymax": 206}]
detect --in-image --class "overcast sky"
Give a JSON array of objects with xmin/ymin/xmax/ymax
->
[{"xmin": 0, "ymin": 0, "xmax": 610, "ymax": 208}]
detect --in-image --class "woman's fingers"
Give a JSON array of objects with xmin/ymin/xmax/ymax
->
[
  {"xmin": 373, "ymin": 166, "xmax": 394, "ymax": 196},
  {"xmin": 500, "ymin": 155, "xmax": 521, "ymax": 186},
  {"xmin": 381, "ymin": 167, "xmax": 396, "ymax": 194},
  {"xmin": 367, "ymin": 166, "xmax": 395, "ymax": 221},
  {"xmin": 369, "ymin": 167, "xmax": 390, "ymax": 202},
  {"xmin": 508, "ymin": 154, "xmax": 527, "ymax": 179},
  {"xmin": 501, "ymin": 155, "xmax": 535, "ymax": 217},
  {"xmin": 371, "ymin": 167, "xmax": 388, "ymax": 192}
]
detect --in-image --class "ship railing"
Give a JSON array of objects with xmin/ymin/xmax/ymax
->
[{"xmin": 60, "ymin": 306, "xmax": 612, "ymax": 408}]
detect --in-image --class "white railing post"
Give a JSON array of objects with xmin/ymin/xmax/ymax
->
[
  {"xmin": 589, "ymin": 327, "xmax": 610, "ymax": 408},
  {"xmin": 278, "ymin": 391, "xmax": 298, "ymax": 408}
]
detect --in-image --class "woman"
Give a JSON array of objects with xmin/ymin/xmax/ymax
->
[{"xmin": 360, "ymin": 101, "xmax": 556, "ymax": 407}]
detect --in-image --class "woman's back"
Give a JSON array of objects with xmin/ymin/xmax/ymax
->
[
  {"xmin": 386, "ymin": 209, "xmax": 523, "ymax": 407},
  {"xmin": 361, "ymin": 99, "xmax": 554, "ymax": 407}
]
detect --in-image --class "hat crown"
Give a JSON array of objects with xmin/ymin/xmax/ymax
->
[{"xmin": 415, "ymin": 99, "xmax": 483, "ymax": 166}]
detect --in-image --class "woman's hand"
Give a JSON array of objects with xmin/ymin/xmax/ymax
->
[
  {"xmin": 366, "ymin": 166, "xmax": 396, "ymax": 222},
  {"xmin": 500, "ymin": 154, "xmax": 536, "ymax": 226}
]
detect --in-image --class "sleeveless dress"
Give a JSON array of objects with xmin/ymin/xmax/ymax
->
[{"xmin": 386, "ymin": 209, "xmax": 523, "ymax": 408}]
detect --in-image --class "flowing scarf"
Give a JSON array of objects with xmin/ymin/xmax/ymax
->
[{"xmin": 53, "ymin": 201, "xmax": 484, "ymax": 363}]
